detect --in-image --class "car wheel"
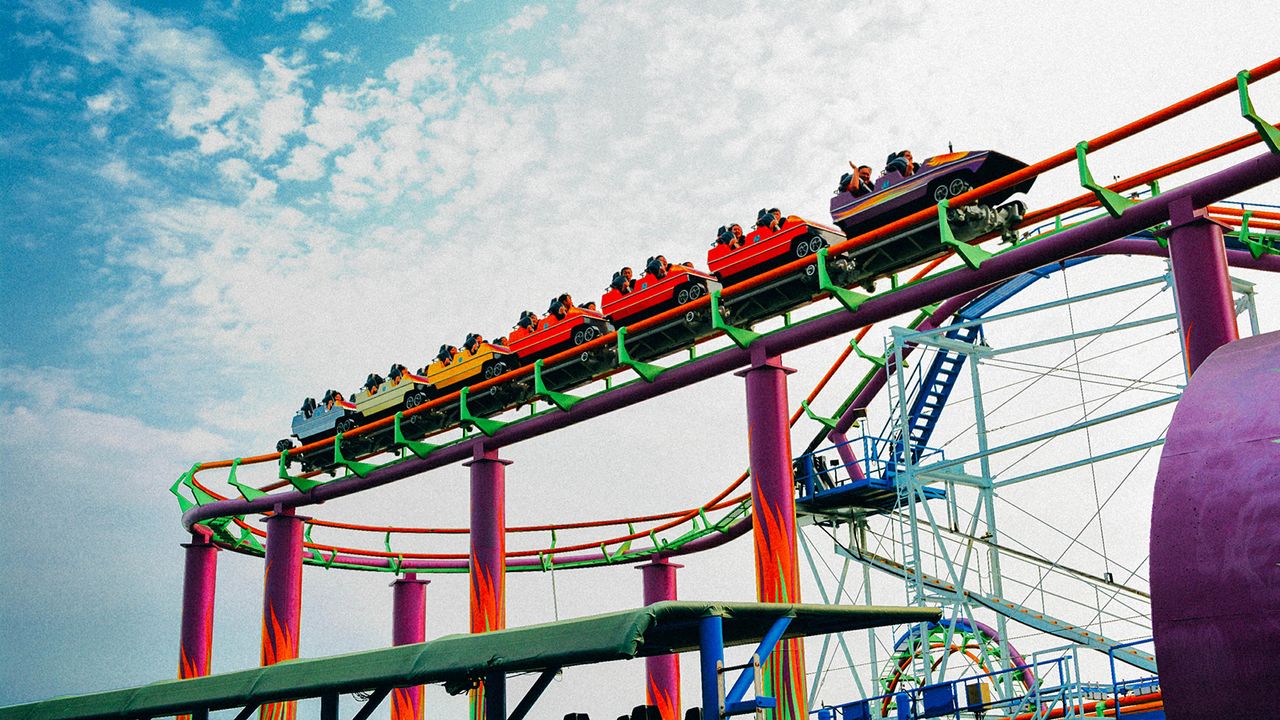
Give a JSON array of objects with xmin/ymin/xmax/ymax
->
[
  {"xmin": 794, "ymin": 240, "xmax": 810, "ymax": 258},
  {"xmin": 405, "ymin": 391, "xmax": 426, "ymax": 409},
  {"xmin": 276, "ymin": 438, "xmax": 294, "ymax": 452},
  {"xmin": 949, "ymin": 177, "xmax": 973, "ymax": 196},
  {"xmin": 688, "ymin": 283, "xmax": 705, "ymax": 299},
  {"xmin": 677, "ymin": 288, "xmax": 690, "ymax": 304},
  {"xmin": 932, "ymin": 183, "xmax": 949, "ymax": 202}
]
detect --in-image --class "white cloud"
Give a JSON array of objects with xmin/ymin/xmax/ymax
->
[
  {"xmin": 85, "ymin": 86, "xmax": 128, "ymax": 114},
  {"xmin": 66, "ymin": 2, "xmax": 310, "ymax": 160},
  {"xmin": 499, "ymin": 4, "xmax": 547, "ymax": 35},
  {"xmin": 279, "ymin": 0, "xmax": 329, "ymax": 16},
  {"xmin": 320, "ymin": 47, "xmax": 359, "ymax": 64},
  {"xmin": 98, "ymin": 158, "xmax": 140, "ymax": 185},
  {"xmin": 300, "ymin": 20, "xmax": 331, "ymax": 43},
  {"xmin": 353, "ymin": 0, "xmax": 392, "ymax": 21}
]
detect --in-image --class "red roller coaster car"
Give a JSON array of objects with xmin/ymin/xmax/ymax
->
[
  {"xmin": 602, "ymin": 264, "xmax": 721, "ymax": 325},
  {"xmin": 506, "ymin": 308, "xmax": 613, "ymax": 364}
]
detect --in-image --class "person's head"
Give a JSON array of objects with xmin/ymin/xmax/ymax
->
[
  {"xmin": 858, "ymin": 165, "xmax": 872, "ymax": 181},
  {"xmin": 656, "ymin": 254, "xmax": 668, "ymax": 267},
  {"xmin": 583, "ymin": 301, "xmax": 597, "ymax": 310},
  {"xmin": 901, "ymin": 150, "xmax": 913, "ymax": 163},
  {"xmin": 559, "ymin": 292, "xmax": 573, "ymax": 306},
  {"xmin": 768, "ymin": 207, "xmax": 780, "ymax": 218},
  {"xmin": 731, "ymin": 223, "xmax": 743, "ymax": 237},
  {"xmin": 622, "ymin": 266, "xmax": 633, "ymax": 279}
]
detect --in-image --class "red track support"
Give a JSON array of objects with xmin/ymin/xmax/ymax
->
[
  {"xmin": 261, "ymin": 508, "xmax": 305, "ymax": 720},
  {"xmin": 639, "ymin": 559, "xmax": 682, "ymax": 719},
  {"xmin": 391, "ymin": 574, "xmax": 429, "ymax": 720},
  {"xmin": 467, "ymin": 446, "xmax": 509, "ymax": 720},
  {"xmin": 178, "ymin": 529, "xmax": 217, "ymax": 720},
  {"xmin": 738, "ymin": 347, "xmax": 806, "ymax": 719}
]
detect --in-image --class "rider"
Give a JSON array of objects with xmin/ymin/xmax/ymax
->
[
  {"xmin": 436, "ymin": 344, "xmax": 459, "ymax": 367},
  {"xmin": 322, "ymin": 389, "xmax": 345, "ymax": 411}
]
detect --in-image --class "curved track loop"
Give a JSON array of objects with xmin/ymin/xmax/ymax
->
[
  {"xmin": 197, "ymin": 241, "xmax": 1280, "ymax": 572},
  {"xmin": 1151, "ymin": 330, "xmax": 1280, "ymax": 719},
  {"xmin": 182, "ymin": 149, "xmax": 1280, "ymax": 534},
  {"xmin": 179, "ymin": 56, "xmax": 1280, "ymax": 502}
]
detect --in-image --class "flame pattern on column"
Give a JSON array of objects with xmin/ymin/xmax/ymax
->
[
  {"xmin": 259, "ymin": 514, "xmax": 303, "ymax": 720},
  {"xmin": 391, "ymin": 687, "xmax": 421, "ymax": 720},
  {"xmin": 468, "ymin": 447, "xmax": 506, "ymax": 720},
  {"xmin": 752, "ymin": 485, "xmax": 806, "ymax": 719},
  {"xmin": 260, "ymin": 605, "xmax": 298, "ymax": 720},
  {"xmin": 646, "ymin": 678, "xmax": 678, "ymax": 720}
]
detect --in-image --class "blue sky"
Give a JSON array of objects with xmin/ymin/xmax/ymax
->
[{"xmin": 3, "ymin": 0, "xmax": 1280, "ymax": 715}]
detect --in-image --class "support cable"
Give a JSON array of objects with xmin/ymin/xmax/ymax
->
[{"xmin": 1061, "ymin": 271, "xmax": 1113, "ymax": 581}]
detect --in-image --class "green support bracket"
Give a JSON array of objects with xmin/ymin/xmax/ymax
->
[
  {"xmin": 649, "ymin": 529, "xmax": 668, "ymax": 550},
  {"xmin": 382, "ymin": 532, "xmax": 404, "ymax": 574},
  {"xmin": 919, "ymin": 302, "xmax": 941, "ymax": 316},
  {"xmin": 801, "ymin": 400, "xmax": 840, "ymax": 431},
  {"xmin": 227, "ymin": 458, "xmax": 266, "ymax": 501},
  {"xmin": 169, "ymin": 477, "xmax": 195, "ymax": 513},
  {"xmin": 180, "ymin": 462, "xmax": 222, "ymax": 506},
  {"xmin": 1238, "ymin": 70, "xmax": 1280, "ymax": 154},
  {"xmin": 851, "ymin": 339, "xmax": 887, "ymax": 369},
  {"xmin": 1076, "ymin": 141, "xmax": 1135, "ymax": 218},
  {"xmin": 709, "ymin": 289, "xmax": 762, "ymax": 349},
  {"xmin": 534, "ymin": 359, "xmax": 583, "ymax": 411},
  {"xmin": 333, "ymin": 432, "xmax": 378, "ymax": 478},
  {"xmin": 459, "ymin": 386, "xmax": 507, "ymax": 437},
  {"xmin": 1237, "ymin": 211, "xmax": 1276, "ymax": 259},
  {"xmin": 937, "ymin": 199, "xmax": 993, "ymax": 269},
  {"xmin": 616, "ymin": 326, "xmax": 665, "ymax": 382},
  {"xmin": 1149, "ymin": 179, "xmax": 1161, "ymax": 197},
  {"xmin": 279, "ymin": 450, "xmax": 324, "ymax": 492},
  {"xmin": 816, "ymin": 248, "xmax": 872, "ymax": 312},
  {"xmin": 234, "ymin": 524, "xmax": 264, "ymax": 553},
  {"xmin": 393, "ymin": 412, "xmax": 439, "ymax": 459}
]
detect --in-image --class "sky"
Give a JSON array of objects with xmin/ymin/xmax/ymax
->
[{"xmin": 2, "ymin": 0, "xmax": 1280, "ymax": 716}]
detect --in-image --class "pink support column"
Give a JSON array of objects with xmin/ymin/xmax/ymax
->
[
  {"xmin": 736, "ymin": 347, "xmax": 807, "ymax": 720},
  {"xmin": 261, "ymin": 508, "xmax": 306, "ymax": 720},
  {"xmin": 1163, "ymin": 198, "xmax": 1239, "ymax": 376},
  {"xmin": 639, "ymin": 558, "xmax": 682, "ymax": 720},
  {"xmin": 391, "ymin": 574, "xmax": 430, "ymax": 720},
  {"xmin": 178, "ymin": 530, "xmax": 217, "ymax": 683},
  {"xmin": 466, "ymin": 446, "xmax": 509, "ymax": 720}
]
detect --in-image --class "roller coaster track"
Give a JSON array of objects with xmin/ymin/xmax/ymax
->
[
  {"xmin": 180, "ymin": 154, "xmax": 1280, "ymax": 535},
  {"xmin": 170, "ymin": 59, "xmax": 1280, "ymax": 583},
  {"xmin": 181, "ymin": 230, "xmax": 1280, "ymax": 575}
]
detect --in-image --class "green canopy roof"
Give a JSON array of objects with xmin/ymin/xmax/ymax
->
[{"xmin": 0, "ymin": 601, "xmax": 939, "ymax": 720}]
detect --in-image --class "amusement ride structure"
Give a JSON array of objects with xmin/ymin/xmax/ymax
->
[{"xmin": 6, "ymin": 59, "xmax": 1280, "ymax": 720}]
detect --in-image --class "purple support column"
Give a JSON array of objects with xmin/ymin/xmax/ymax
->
[
  {"xmin": 639, "ymin": 559, "xmax": 682, "ymax": 720},
  {"xmin": 466, "ymin": 446, "xmax": 509, "ymax": 720},
  {"xmin": 1150, "ymin": 331, "xmax": 1280, "ymax": 718},
  {"xmin": 391, "ymin": 574, "xmax": 429, "ymax": 720},
  {"xmin": 736, "ymin": 346, "xmax": 806, "ymax": 720},
  {"xmin": 178, "ymin": 530, "xmax": 217, "ymax": 682},
  {"xmin": 1162, "ymin": 198, "xmax": 1239, "ymax": 376},
  {"xmin": 261, "ymin": 508, "xmax": 305, "ymax": 720}
]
